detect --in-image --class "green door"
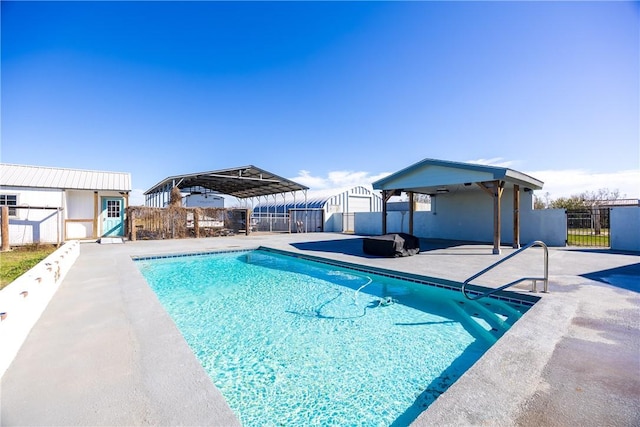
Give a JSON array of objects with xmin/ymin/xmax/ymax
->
[{"xmin": 102, "ymin": 197, "xmax": 124, "ymax": 236}]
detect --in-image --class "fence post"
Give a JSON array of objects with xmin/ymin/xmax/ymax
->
[
  {"xmin": 1, "ymin": 206, "xmax": 9, "ymax": 251},
  {"xmin": 130, "ymin": 208, "xmax": 137, "ymax": 241},
  {"xmin": 194, "ymin": 208, "xmax": 200, "ymax": 238}
]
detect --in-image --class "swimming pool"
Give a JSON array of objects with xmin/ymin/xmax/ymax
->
[{"xmin": 135, "ymin": 248, "xmax": 534, "ymax": 426}]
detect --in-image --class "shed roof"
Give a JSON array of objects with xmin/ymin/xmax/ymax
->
[
  {"xmin": 144, "ymin": 165, "xmax": 309, "ymax": 199},
  {"xmin": 0, "ymin": 163, "xmax": 131, "ymax": 192},
  {"xmin": 372, "ymin": 158, "xmax": 543, "ymax": 194}
]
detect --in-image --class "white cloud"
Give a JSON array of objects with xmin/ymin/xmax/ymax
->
[
  {"xmin": 466, "ymin": 157, "xmax": 519, "ymax": 168},
  {"xmin": 468, "ymin": 158, "xmax": 640, "ymax": 200},
  {"xmin": 289, "ymin": 169, "xmax": 391, "ymax": 193},
  {"xmin": 291, "ymin": 170, "xmax": 329, "ymax": 189},
  {"xmin": 526, "ymin": 169, "xmax": 640, "ymax": 200}
]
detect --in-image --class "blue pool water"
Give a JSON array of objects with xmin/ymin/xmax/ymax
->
[{"xmin": 136, "ymin": 249, "xmax": 531, "ymax": 426}]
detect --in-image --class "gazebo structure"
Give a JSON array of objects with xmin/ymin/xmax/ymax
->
[
  {"xmin": 144, "ymin": 165, "xmax": 309, "ymax": 208},
  {"xmin": 372, "ymin": 158, "xmax": 544, "ymax": 254}
]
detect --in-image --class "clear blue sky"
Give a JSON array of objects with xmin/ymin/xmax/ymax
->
[{"xmin": 2, "ymin": 1, "xmax": 638, "ymax": 204}]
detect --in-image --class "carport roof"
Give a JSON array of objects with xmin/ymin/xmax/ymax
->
[
  {"xmin": 372, "ymin": 158, "xmax": 544, "ymax": 194},
  {"xmin": 144, "ymin": 165, "xmax": 309, "ymax": 199}
]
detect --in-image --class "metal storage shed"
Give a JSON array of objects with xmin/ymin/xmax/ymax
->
[{"xmin": 253, "ymin": 186, "xmax": 383, "ymax": 233}]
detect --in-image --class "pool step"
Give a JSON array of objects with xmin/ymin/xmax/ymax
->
[
  {"xmin": 449, "ymin": 301, "xmax": 498, "ymax": 343},
  {"xmin": 450, "ymin": 299, "xmax": 523, "ymax": 343}
]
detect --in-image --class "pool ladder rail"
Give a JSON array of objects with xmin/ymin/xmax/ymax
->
[{"xmin": 461, "ymin": 240, "xmax": 549, "ymax": 301}]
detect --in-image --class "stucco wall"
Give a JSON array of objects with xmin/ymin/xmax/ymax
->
[
  {"xmin": 521, "ymin": 208, "xmax": 567, "ymax": 246},
  {"xmin": 324, "ymin": 212, "xmax": 343, "ymax": 233},
  {"xmin": 354, "ymin": 212, "xmax": 380, "ymax": 235},
  {"xmin": 610, "ymin": 207, "xmax": 640, "ymax": 252},
  {"xmin": 352, "ymin": 190, "xmax": 567, "ymax": 247},
  {"xmin": 0, "ymin": 240, "xmax": 80, "ymax": 377}
]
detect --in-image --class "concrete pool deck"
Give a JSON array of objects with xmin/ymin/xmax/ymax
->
[{"xmin": 1, "ymin": 233, "xmax": 638, "ymax": 426}]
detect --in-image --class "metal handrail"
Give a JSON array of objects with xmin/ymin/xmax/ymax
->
[{"xmin": 462, "ymin": 240, "xmax": 549, "ymax": 300}]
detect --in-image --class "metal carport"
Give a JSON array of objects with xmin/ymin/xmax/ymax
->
[{"xmin": 144, "ymin": 165, "xmax": 309, "ymax": 207}]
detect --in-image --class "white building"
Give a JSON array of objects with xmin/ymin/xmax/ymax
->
[
  {"xmin": 252, "ymin": 186, "xmax": 383, "ymax": 233},
  {"xmin": 0, "ymin": 164, "xmax": 131, "ymax": 245}
]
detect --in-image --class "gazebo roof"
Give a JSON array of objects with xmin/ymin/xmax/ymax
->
[
  {"xmin": 372, "ymin": 158, "xmax": 543, "ymax": 194},
  {"xmin": 144, "ymin": 165, "xmax": 309, "ymax": 199}
]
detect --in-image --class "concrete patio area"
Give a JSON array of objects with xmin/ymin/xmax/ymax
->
[{"xmin": 1, "ymin": 233, "xmax": 638, "ymax": 426}]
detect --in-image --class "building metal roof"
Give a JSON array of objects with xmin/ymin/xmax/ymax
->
[
  {"xmin": 0, "ymin": 163, "xmax": 132, "ymax": 192},
  {"xmin": 372, "ymin": 158, "xmax": 544, "ymax": 194},
  {"xmin": 144, "ymin": 165, "xmax": 309, "ymax": 199},
  {"xmin": 253, "ymin": 186, "xmax": 383, "ymax": 212}
]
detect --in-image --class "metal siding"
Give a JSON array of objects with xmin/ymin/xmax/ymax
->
[
  {"xmin": 252, "ymin": 186, "xmax": 382, "ymax": 213},
  {"xmin": 89, "ymin": 172, "xmax": 100, "ymax": 189},
  {"xmin": 51, "ymin": 169, "xmax": 65, "ymax": 188},
  {"xmin": 0, "ymin": 164, "xmax": 131, "ymax": 191}
]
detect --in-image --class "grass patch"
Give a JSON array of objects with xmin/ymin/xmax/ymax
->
[
  {"xmin": 567, "ymin": 232, "xmax": 610, "ymax": 247},
  {"xmin": 0, "ymin": 245, "xmax": 57, "ymax": 290}
]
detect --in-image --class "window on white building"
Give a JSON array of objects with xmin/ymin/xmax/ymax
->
[{"xmin": 0, "ymin": 194, "xmax": 17, "ymax": 216}]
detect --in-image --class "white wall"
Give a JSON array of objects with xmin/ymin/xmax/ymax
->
[
  {"xmin": 64, "ymin": 190, "xmax": 95, "ymax": 239},
  {"xmin": 1, "ymin": 188, "xmax": 129, "ymax": 244},
  {"xmin": 521, "ymin": 208, "xmax": 567, "ymax": 247},
  {"xmin": 2, "ymin": 187, "xmax": 63, "ymax": 245},
  {"xmin": 352, "ymin": 190, "xmax": 567, "ymax": 247},
  {"xmin": 355, "ymin": 211, "xmax": 411, "ymax": 236},
  {"xmin": 611, "ymin": 207, "xmax": 640, "ymax": 252},
  {"xmin": 325, "ymin": 212, "xmax": 343, "ymax": 232},
  {"xmin": 0, "ymin": 241, "xmax": 80, "ymax": 377},
  {"xmin": 354, "ymin": 212, "xmax": 379, "ymax": 235},
  {"xmin": 387, "ymin": 201, "xmax": 431, "ymax": 211},
  {"xmin": 419, "ymin": 189, "xmax": 530, "ymax": 243},
  {"xmin": 65, "ymin": 191, "xmax": 94, "ymax": 218}
]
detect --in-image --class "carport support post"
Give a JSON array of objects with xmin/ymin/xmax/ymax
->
[
  {"xmin": 513, "ymin": 184, "xmax": 520, "ymax": 249},
  {"xmin": 381, "ymin": 190, "xmax": 394, "ymax": 235},
  {"xmin": 478, "ymin": 180, "xmax": 504, "ymax": 254},
  {"xmin": 492, "ymin": 181, "xmax": 504, "ymax": 254},
  {"xmin": 408, "ymin": 191, "xmax": 414, "ymax": 235}
]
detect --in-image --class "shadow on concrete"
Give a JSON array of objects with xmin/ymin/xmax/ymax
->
[
  {"xmin": 565, "ymin": 247, "xmax": 640, "ymax": 256},
  {"xmin": 290, "ymin": 238, "xmax": 373, "ymax": 257},
  {"xmin": 290, "ymin": 237, "xmax": 493, "ymax": 258},
  {"xmin": 416, "ymin": 238, "xmax": 495, "ymax": 252},
  {"xmin": 581, "ymin": 263, "xmax": 640, "ymax": 293}
]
